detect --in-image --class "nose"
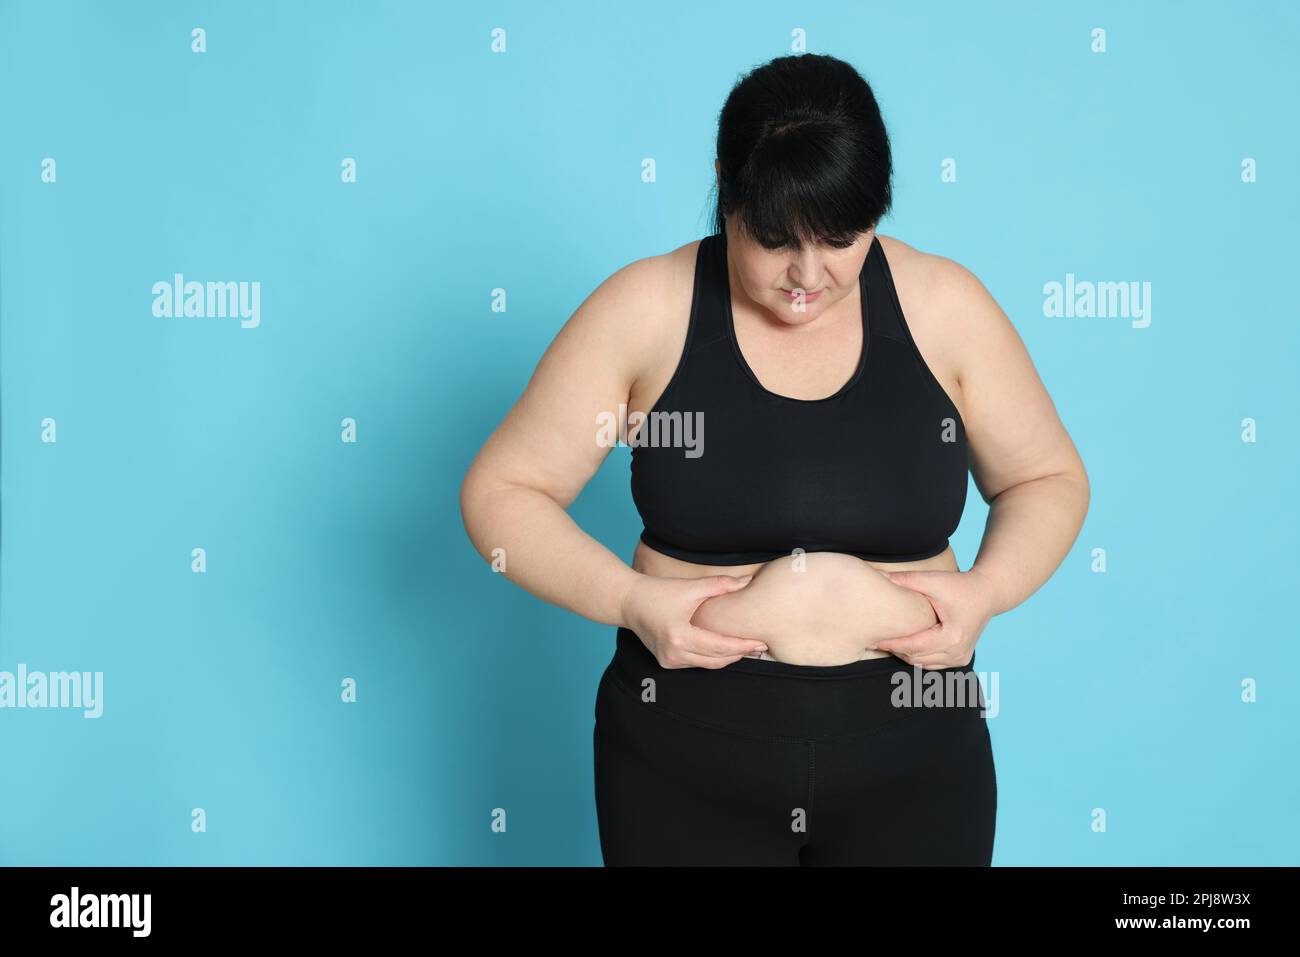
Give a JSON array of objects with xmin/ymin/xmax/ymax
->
[{"xmin": 786, "ymin": 247, "xmax": 826, "ymax": 290}]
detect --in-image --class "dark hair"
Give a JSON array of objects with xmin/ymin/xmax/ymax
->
[{"xmin": 711, "ymin": 53, "xmax": 893, "ymax": 249}]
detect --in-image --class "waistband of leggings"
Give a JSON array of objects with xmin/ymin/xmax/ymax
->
[
  {"xmin": 610, "ymin": 627, "xmax": 983, "ymax": 740},
  {"xmin": 614, "ymin": 626, "xmax": 968, "ymax": 680}
]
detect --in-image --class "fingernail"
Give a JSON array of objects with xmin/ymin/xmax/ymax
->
[{"xmin": 738, "ymin": 575, "xmax": 753, "ymax": 584}]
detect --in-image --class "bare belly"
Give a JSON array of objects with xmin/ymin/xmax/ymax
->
[{"xmin": 631, "ymin": 541, "xmax": 960, "ymax": 667}]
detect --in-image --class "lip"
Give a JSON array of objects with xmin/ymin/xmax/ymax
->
[{"xmin": 781, "ymin": 288, "xmax": 822, "ymax": 302}]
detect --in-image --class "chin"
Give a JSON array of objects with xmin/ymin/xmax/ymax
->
[{"xmin": 774, "ymin": 300, "xmax": 827, "ymax": 322}]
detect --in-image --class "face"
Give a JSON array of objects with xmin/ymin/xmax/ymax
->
[
  {"xmin": 718, "ymin": 156, "xmax": 872, "ymax": 326},
  {"xmin": 725, "ymin": 217, "xmax": 873, "ymax": 326}
]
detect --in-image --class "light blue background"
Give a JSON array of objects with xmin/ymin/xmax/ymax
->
[{"xmin": 1, "ymin": 0, "xmax": 1296, "ymax": 865}]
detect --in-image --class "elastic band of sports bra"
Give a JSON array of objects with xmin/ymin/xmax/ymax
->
[{"xmin": 638, "ymin": 529, "xmax": 952, "ymax": 566}]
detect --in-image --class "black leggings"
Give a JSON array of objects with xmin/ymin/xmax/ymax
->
[{"xmin": 594, "ymin": 627, "xmax": 997, "ymax": 866}]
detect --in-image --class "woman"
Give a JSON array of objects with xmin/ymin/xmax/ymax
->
[{"xmin": 460, "ymin": 53, "xmax": 1089, "ymax": 865}]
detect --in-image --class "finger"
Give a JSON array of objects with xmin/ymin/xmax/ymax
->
[
  {"xmin": 693, "ymin": 574, "xmax": 754, "ymax": 600},
  {"xmin": 876, "ymin": 644, "xmax": 945, "ymax": 664},
  {"xmin": 667, "ymin": 650, "xmax": 747, "ymax": 670},
  {"xmin": 894, "ymin": 651, "xmax": 950, "ymax": 667},
  {"xmin": 900, "ymin": 647, "xmax": 950, "ymax": 661},
  {"xmin": 885, "ymin": 645, "xmax": 951, "ymax": 669},
  {"xmin": 872, "ymin": 623, "xmax": 943, "ymax": 657},
  {"xmin": 684, "ymin": 624, "xmax": 767, "ymax": 659},
  {"xmin": 879, "ymin": 569, "xmax": 923, "ymax": 588}
]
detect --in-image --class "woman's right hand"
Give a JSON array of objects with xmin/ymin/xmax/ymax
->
[{"xmin": 620, "ymin": 573, "xmax": 767, "ymax": 669}]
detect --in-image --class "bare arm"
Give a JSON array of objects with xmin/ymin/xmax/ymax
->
[
  {"xmin": 459, "ymin": 259, "xmax": 657, "ymax": 625},
  {"xmin": 459, "ymin": 251, "xmax": 766, "ymax": 666},
  {"xmin": 941, "ymin": 259, "xmax": 1091, "ymax": 616}
]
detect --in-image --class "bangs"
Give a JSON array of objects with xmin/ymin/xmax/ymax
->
[{"xmin": 730, "ymin": 130, "xmax": 878, "ymax": 250}]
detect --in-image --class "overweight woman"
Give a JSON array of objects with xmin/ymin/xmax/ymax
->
[{"xmin": 460, "ymin": 53, "xmax": 1089, "ymax": 866}]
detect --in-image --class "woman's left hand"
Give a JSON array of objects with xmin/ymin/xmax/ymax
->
[{"xmin": 869, "ymin": 569, "xmax": 997, "ymax": 669}]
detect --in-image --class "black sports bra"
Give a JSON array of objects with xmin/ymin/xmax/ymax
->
[{"xmin": 629, "ymin": 230, "xmax": 968, "ymax": 565}]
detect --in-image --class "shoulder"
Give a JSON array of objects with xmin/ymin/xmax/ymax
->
[
  {"xmin": 876, "ymin": 233, "xmax": 1001, "ymax": 322},
  {"xmin": 876, "ymin": 233, "xmax": 1017, "ymax": 386},
  {"xmin": 561, "ymin": 238, "xmax": 697, "ymax": 351},
  {"xmin": 552, "ymin": 238, "xmax": 699, "ymax": 393}
]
